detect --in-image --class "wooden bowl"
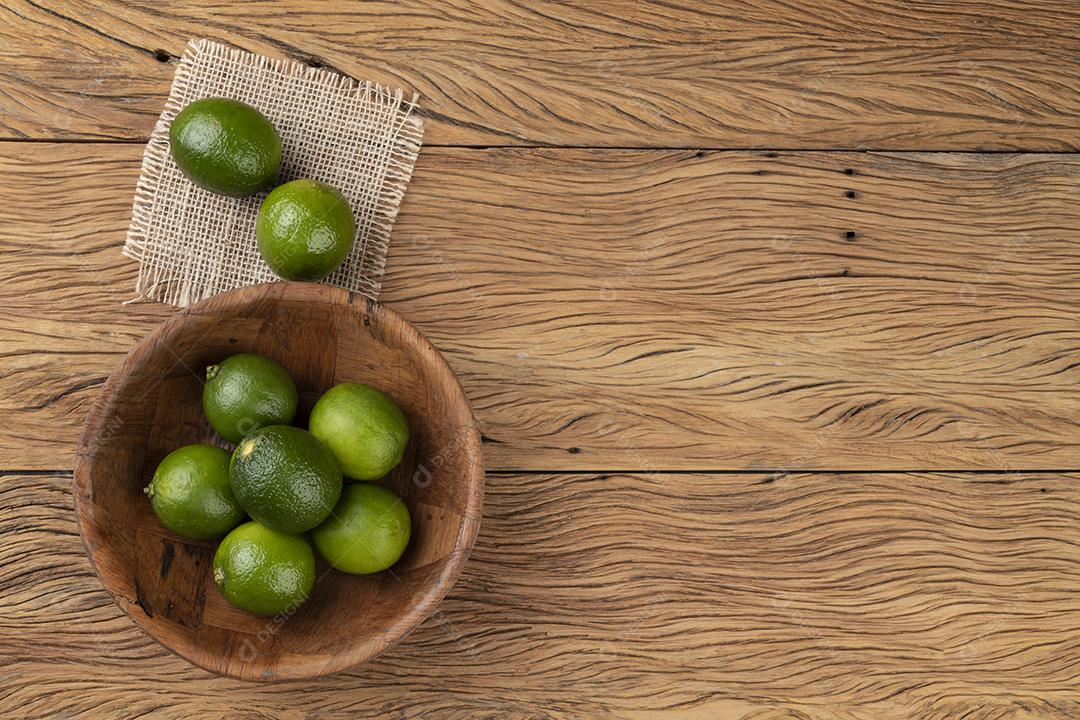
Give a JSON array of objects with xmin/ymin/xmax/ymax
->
[{"xmin": 74, "ymin": 282, "xmax": 484, "ymax": 681}]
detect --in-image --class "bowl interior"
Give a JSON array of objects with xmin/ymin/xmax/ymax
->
[{"xmin": 75, "ymin": 283, "xmax": 483, "ymax": 681}]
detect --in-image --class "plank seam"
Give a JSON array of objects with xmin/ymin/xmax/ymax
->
[{"xmin": 6, "ymin": 138, "xmax": 1080, "ymax": 155}]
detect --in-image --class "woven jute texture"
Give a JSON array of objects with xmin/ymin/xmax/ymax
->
[{"xmin": 124, "ymin": 38, "xmax": 423, "ymax": 306}]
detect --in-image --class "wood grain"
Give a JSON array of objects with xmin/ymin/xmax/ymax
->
[
  {"xmin": 4, "ymin": 470, "xmax": 1079, "ymax": 718},
  {"xmin": 3, "ymin": 143, "xmax": 1080, "ymax": 472},
  {"xmin": 4, "ymin": 0, "xmax": 1080, "ymax": 148},
  {"xmin": 8, "ymin": 1, "xmax": 1080, "ymax": 713}
]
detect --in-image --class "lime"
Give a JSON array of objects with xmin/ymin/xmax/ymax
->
[
  {"xmin": 169, "ymin": 97, "xmax": 281, "ymax": 196},
  {"xmin": 203, "ymin": 353, "xmax": 298, "ymax": 444},
  {"xmin": 143, "ymin": 445, "xmax": 246, "ymax": 540},
  {"xmin": 256, "ymin": 179, "xmax": 355, "ymax": 281},
  {"xmin": 312, "ymin": 483, "xmax": 411, "ymax": 574},
  {"xmin": 230, "ymin": 425, "xmax": 342, "ymax": 534},
  {"xmin": 212, "ymin": 521, "xmax": 315, "ymax": 616},
  {"xmin": 308, "ymin": 383, "xmax": 409, "ymax": 481}
]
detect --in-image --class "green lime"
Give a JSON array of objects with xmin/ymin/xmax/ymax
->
[
  {"xmin": 230, "ymin": 425, "xmax": 342, "ymax": 534},
  {"xmin": 256, "ymin": 179, "xmax": 355, "ymax": 280},
  {"xmin": 212, "ymin": 521, "xmax": 315, "ymax": 616},
  {"xmin": 143, "ymin": 444, "xmax": 245, "ymax": 540},
  {"xmin": 312, "ymin": 483, "xmax": 411, "ymax": 574},
  {"xmin": 308, "ymin": 383, "xmax": 409, "ymax": 481},
  {"xmin": 169, "ymin": 97, "xmax": 281, "ymax": 196},
  {"xmin": 203, "ymin": 353, "xmax": 298, "ymax": 444}
]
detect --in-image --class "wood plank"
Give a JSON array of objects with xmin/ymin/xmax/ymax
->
[
  {"xmin": 2, "ymin": 471, "xmax": 1078, "ymax": 718},
  {"xmin": 4, "ymin": 143, "xmax": 1080, "ymax": 471},
  {"xmin": 4, "ymin": 0, "xmax": 1080, "ymax": 148}
]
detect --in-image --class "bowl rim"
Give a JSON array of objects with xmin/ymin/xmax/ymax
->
[{"xmin": 73, "ymin": 281, "xmax": 485, "ymax": 681}]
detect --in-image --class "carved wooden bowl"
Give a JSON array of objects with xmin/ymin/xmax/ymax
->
[{"xmin": 74, "ymin": 282, "xmax": 484, "ymax": 681}]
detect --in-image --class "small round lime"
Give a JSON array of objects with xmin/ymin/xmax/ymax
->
[
  {"xmin": 212, "ymin": 521, "xmax": 315, "ymax": 616},
  {"xmin": 169, "ymin": 97, "xmax": 281, "ymax": 196},
  {"xmin": 143, "ymin": 445, "xmax": 245, "ymax": 540},
  {"xmin": 230, "ymin": 425, "xmax": 343, "ymax": 534},
  {"xmin": 203, "ymin": 353, "xmax": 298, "ymax": 444},
  {"xmin": 312, "ymin": 483, "xmax": 411, "ymax": 574},
  {"xmin": 308, "ymin": 383, "xmax": 409, "ymax": 481},
  {"xmin": 256, "ymin": 179, "xmax": 355, "ymax": 281}
]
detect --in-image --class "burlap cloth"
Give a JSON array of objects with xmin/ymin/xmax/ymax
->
[{"xmin": 124, "ymin": 38, "xmax": 423, "ymax": 306}]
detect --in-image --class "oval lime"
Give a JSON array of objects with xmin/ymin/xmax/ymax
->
[
  {"xmin": 143, "ymin": 444, "xmax": 245, "ymax": 540},
  {"xmin": 312, "ymin": 483, "xmax": 411, "ymax": 574},
  {"xmin": 169, "ymin": 97, "xmax": 281, "ymax": 196},
  {"xmin": 203, "ymin": 353, "xmax": 298, "ymax": 444},
  {"xmin": 256, "ymin": 179, "xmax": 355, "ymax": 281},
  {"xmin": 308, "ymin": 383, "xmax": 409, "ymax": 481},
  {"xmin": 230, "ymin": 425, "xmax": 342, "ymax": 534},
  {"xmin": 212, "ymin": 521, "xmax": 315, "ymax": 616}
]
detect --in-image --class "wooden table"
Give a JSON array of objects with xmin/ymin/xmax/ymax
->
[{"xmin": 3, "ymin": 2, "xmax": 1080, "ymax": 718}]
